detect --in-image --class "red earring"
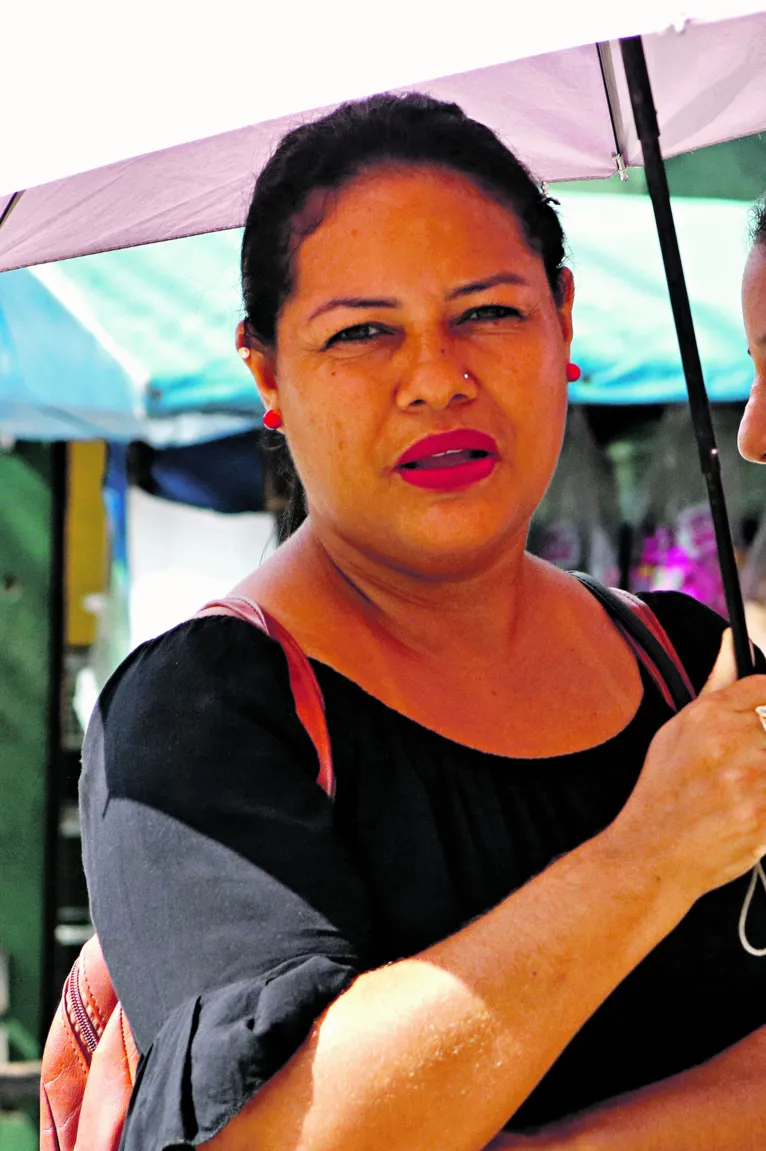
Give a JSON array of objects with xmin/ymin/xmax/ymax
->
[
  {"xmin": 262, "ymin": 409, "xmax": 283, "ymax": 431},
  {"xmin": 566, "ymin": 362, "xmax": 581, "ymax": 383}
]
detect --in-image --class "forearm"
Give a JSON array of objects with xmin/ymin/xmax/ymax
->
[
  {"xmin": 517, "ymin": 1025, "xmax": 766, "ymax": 1151},
  {"xmin": 204, "ymin": 830, "xmax": 692, "ymax": 1151}
]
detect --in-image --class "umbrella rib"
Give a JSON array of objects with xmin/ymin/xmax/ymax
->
[
  {"xmin": 0, "ymin": 191, "xmax": 24, "ymax": 232},
  {"xmin": 596, "ymin": 43, "xmax": 628, "ymax": 179}
]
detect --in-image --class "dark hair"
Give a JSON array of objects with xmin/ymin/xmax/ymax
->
[
  {"xmin": 751, "ymin": 199, "xmax": 766, "ymax": 250},
  {"xmin": 241, "ymin": 92, "xmax": 567, "ymax": 543}
]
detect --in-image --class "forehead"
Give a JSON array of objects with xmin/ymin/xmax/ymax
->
[{"xmin": 290, "ymin": 165, "xmax": 541, "ymax": 296}]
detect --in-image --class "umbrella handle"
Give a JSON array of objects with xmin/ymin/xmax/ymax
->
[
  {"xmin": 619, "ymin": 35, "xmax": 755, "ymax": 679},
  {"xmin": 620, "ymin": 36, "xmax": 764, "ymax": 958}
]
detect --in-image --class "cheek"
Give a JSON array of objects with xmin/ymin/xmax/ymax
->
[
  {"xmin": 516, "ymin": 382, "xmax": 568, "ymax": 496},
  {"xmin": 515, "ymin": 367, "xmax": 568, "ymax": 446},
  {"xmin": 285, "ymin": 400, "xmax": 378, "ymax": 506}
]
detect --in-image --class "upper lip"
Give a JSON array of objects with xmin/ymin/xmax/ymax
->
[{"xmin": 396, "ymin": 429, "xmax": 499, "ymax": 468}]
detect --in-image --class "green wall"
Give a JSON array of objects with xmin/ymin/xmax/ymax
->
[
  {"xmin": 0, "ymin": 1113, "xmax": 37, "ymax": 1150},
  {"xmin": 0, "ymin": 443, "xmax": 58, "ymax": 1053}
]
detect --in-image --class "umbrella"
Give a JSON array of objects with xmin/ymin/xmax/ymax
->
[{"xmin": 1, "ymin": 2, "xmax": 766, "ymax": 267}]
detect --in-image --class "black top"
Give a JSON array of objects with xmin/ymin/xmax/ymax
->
[{"xmin": 80, "ymin": 590, "xmax": 766, "ymax": 1150}]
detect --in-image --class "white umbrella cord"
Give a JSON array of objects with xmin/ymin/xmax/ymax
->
[{"xmin": 738, "ymin": 862, "xmax": 766, "ymax": 957}]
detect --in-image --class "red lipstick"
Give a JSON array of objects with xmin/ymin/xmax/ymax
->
[{"xmin": 395, "ymin": 430, "xmax": 498, "ymax": 491}]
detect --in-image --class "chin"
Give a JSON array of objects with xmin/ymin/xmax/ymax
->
[{"xmin": 379, "ymin": 512, "xmax": 526, "ymax": 579}]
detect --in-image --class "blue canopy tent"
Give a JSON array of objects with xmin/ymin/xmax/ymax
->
[
  {"xmin": 0, "ymin": 193, "xmax": 754, "ymax": 447},
  {"xmin": 0, "ymin": 269, "xmax": 140, "ymax": 441},
  {"xmin": 0, "ymin": 232, "xmax": 259, "ymax": 445},
  {"xmin": 563, "ymin": 194, "xmax": 753, "ymax": 405}
]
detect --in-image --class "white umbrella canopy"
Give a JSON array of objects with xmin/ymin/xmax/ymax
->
[{"xmin": 2, "ymin": 0, "xmax": 766, "ymax": 270}]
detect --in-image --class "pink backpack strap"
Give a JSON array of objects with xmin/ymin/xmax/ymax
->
[
  {"xmin": 197, "ymin": 595, "xmax": 335, "ymax": 799},
  {"xmin": 610, "ymin": 588, "xmax": 697, "ymax": 708}
]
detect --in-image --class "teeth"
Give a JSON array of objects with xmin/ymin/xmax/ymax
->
[{"xmin": 432, "ymin": 449, "xmax": 462, "ymax": 457}]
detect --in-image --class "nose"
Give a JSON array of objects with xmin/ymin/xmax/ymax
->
[
  {"xmin": 738, "ymin": 376, "xmax": 766, "ymax": 462},
  {"xmin": 395, "ymin": 343, "xmax": 478, "ymax": 412}
]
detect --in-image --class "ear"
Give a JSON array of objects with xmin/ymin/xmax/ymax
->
[
  {"xmin": 235, "ymin": 320, "xmax": 279, "ymax": 411},
  {"xmin": 556, "ymin": 267, "xmax": 575, "ymax": 348}
]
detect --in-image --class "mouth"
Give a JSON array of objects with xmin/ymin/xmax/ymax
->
[{"xmin": 394, "ymin": 430, "xmax": 498, "ymax": 491}]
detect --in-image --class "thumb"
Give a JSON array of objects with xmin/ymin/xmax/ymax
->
[{"xmin": 700, "ymin": 628, "xmax": 738, "ymax": 695}]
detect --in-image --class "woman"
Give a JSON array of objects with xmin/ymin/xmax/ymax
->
[
  {"xmin": 739, "ymin": 202, "xmax": 766, "ymax": 463},
  {"xmin": 82, "ymin": 95, "xmax": 766, "ymax": 1150}
]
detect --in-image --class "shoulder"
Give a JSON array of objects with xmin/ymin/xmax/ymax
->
[
  {"xmin": 101, "ymin": 612, "xmax": 292, "ymax": 696},
  {"xmin": 83, "ymin": 615, "xmax": 321, "ymax": 810},
  {"xmin": 637, "ymin": 590, "xmax": 766, "ymax": 692},
  {"xmin": 96, "ymin": 614, "xmax": 298, "ymax": 740}
]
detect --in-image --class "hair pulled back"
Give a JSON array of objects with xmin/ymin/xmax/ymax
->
[{"xmin": 241, "ymin": 92, "xmax": 567, "ymax": 542}]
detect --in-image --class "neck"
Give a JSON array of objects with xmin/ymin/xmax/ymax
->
[{"xmin": 294, "ymin": 519, "xmax": 541, "ymax": 662}]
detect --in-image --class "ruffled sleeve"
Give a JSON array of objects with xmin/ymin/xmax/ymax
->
[{"xmin": 80, "ymin": 616, "xmax": 372, "ymax": 1148}]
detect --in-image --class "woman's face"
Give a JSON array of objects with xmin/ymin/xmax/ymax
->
[
  {"xmin": 738, "ymin": 242, "xmax": 766, "ymax": 462},
  {"xmin": 254, "ymin": 165, "xmax": 574, "ymax": 575}
]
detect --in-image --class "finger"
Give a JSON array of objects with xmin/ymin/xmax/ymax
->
[
  {"xmin": 700, "ymin": 629, "xmax": 738, "ymax": 696},
  {"xmin": 707, "ymin": 672, "xmax": 766, "ymax": 712}
]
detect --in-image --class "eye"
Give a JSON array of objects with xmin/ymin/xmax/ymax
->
[
  {"xmin": 324, "ymin": 322, "xmax": 389, "ymax": 348},
  {"xmin": 458, "ymin": 304, "xmax": 524, "ymax": 324}
]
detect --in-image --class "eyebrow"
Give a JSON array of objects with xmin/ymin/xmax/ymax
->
[
  {"xmin": 447, "ymin": 272, "xmax": 531, "ymax": 299},
  {"xmin": 307, "ymin": 273, "xmax": 531, "ymax": 323},
  {"xmin": 308, "ymin": 297, "xmax": 399, "ymax": 321}
]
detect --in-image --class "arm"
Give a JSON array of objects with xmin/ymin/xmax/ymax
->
[
  {"xmin": 203, "ymin": 635, "xmax": 766, "ymax": 1151},
  {"xmin": 203, "ymin": 831, "xmax": 690, "ymax": 1151},
  {"xmin": 491, "ymin": 1023, "xmax": 766, "ymax": 1150}
]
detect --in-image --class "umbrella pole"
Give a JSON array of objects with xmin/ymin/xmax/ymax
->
[{"xmin": 619, "ymin": 35, "xmax": 754, "ymax": 678}]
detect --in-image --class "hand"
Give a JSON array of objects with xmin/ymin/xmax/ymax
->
[{"xmin": 610, "ymin": 629, "xmax": 766, "ymax": 901}]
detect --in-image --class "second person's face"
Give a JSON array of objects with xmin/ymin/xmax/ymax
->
[
  {"xmin": 264, "ymin": 165, "xmax": 574, "ymax": 577},
  {"xmin": 738, "ymin": 242, "xmax": 766, "ymax": 462}
]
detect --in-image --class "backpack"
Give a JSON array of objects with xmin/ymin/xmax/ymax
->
[{"xmin": 39, "ymin": 584, "xmax": 694, "ymax": 1151}]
